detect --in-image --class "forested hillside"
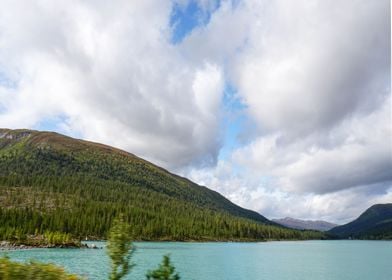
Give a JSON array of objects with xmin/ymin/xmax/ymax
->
[
  {"xmin": 0, "ymin": 128, "xmax": 325, "ymax": 241},
  {"xmin": 328, "ymin": 204, "xmax": 392, "ymax": 240}
]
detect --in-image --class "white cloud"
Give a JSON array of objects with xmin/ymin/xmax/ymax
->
[
  {"xmin": 180, "ymin": 0, "xmax": 251, "ymax": 64},
  {"xmin": 0, "ymin": 0, "xmax": 390, "ymax": 223},
  {"xmin": 183, "ymin": 0, "xmax": 391, "ymax": 222},
  {"xmin": 0, "ymin": 0, "xmax": 224, "ymax": 169},
  {"xmin": 186, "ymin": 160, "xmax": 392, "ymax": 224},
  {"xmin": 232, "ymin": 0, "xmax": 389, "ymax": 136},
  {"xmin": 231, "ymin": 97, "xmax": 392, "ymax": 194}
]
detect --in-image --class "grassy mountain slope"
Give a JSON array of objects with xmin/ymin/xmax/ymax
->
[
  {"xmin": 0, "ymin": 128, "xmax": 324, "ymax": 241},
  {"xmin": 328, "ymin": 204, "xmax": 392, "ymax": 239}
]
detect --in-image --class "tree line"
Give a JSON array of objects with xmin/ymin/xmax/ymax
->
[{"xmin": 0, "ymin": 140, "xmax": 326, "ymax": 241}]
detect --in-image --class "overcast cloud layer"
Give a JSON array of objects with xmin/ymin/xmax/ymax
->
[{"xmin": 0, "ymin": 0, "xmax": 390, "ymax": 223}]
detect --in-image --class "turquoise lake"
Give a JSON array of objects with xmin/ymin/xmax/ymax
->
[{"xmin": 2, "ymin": 240, "xmax": 392, "ymax": 280}]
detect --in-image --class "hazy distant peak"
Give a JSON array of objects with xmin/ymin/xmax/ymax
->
[{"xmin": 272, "ymin": 217, "xmax": 338, "ymax": 231}]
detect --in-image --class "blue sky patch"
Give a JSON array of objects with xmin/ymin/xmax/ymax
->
[
  {"xmin": 218, "ymin": 83, "xmax": 248, "ymax": 161},
  {"xmin": 33, "ymin": 115, "xmax": 67, "ymax": 132},
  {"xmin": 0, "ymin": 71, "xmax": 18, "ymax": 89},
  {"xmin": 170, "ymin": 0, "xmax": 220, "ymax": 44},
  {"xmin": 33, "ymin": 115, "xmax": 82, "ymax": 139}
]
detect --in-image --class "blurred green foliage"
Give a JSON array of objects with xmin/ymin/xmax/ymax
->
[
  {"xmin": 107, "ymin": 217, "xmax": 134, "ymax": 280},
  {"xmin": 146, "ymin": 255, "xmax": 180, "ymax": 280},
  {"xmin": 0, "ymin": 257, "xmax": 81, "ymax": 280}
]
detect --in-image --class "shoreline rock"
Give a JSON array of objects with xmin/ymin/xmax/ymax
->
[
  {"xmin": 0, "ymin": 241, "xmax": 94, "ymax": 251},
  {"xmin": 0, "ymin": 241, "xmax": 34, "ymax": 251}
]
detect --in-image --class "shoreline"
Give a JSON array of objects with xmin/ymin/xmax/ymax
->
[
  {"xmin": 0, "ymin": 237, "xmax": 327, "ymax": 251},
  {"xmin": 0, "ymin": 241, "xmax": 90, "ymax": 251},
  {"xmin": 2, "ymin": 238, "xmax": 390, "ymax": 251}
]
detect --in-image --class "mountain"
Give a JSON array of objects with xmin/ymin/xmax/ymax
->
[
  {"xmin": 0, "ymin": 128, "xmax": 325, "ymax": 241},
  {"xmin": 328, "ymin": 204, "xmax": 392, "ymax": 239},
  {"xmin": 272, "ymin": 217, "xmax": 338, "ymax": 231}
]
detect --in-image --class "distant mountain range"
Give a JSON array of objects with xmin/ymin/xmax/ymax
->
[
  {"xmin": 328, "ymin": 203, "xmax": 392, "ymax": 239},
  {"xmin": 0, "ymin": 128, "xmax": 325, "ymax": 241},
  {"xmin": 272, "ymin": 217, "xmax": 338, "ymax": 231}
]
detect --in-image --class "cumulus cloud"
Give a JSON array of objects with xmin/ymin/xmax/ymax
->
[
  {"xmin": 180, "ymin": 0, "xmax": 251, "ymax": 64},
  {"xmin": 184, "ymin": 0, "xmax": 391, "ymax": 222},
  {"xmin": 187, "ymin": 160, "xmax": 392, "ymax": 224},
  {"xmin": 230, "ymin": 98, "xmax": 392, "ymax": 194},
  {"xmin": 229, "ymin": 0, "xmax": 391, "ymax": 194},
  {"xmin": 231, "ymin": 0, "xmax": 390, "ymax": 136},
  {"xmin": 0, "ymin": 0, "xmax": 224, "ymax": 169},
  {"xmin": 0, "ymin": 0, "xmax": 390, "ymax": 222}
]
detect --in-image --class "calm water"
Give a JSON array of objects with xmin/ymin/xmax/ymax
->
[{"xmin": 2, "ymin": 241, "xmax": 392, "ymax": 280}]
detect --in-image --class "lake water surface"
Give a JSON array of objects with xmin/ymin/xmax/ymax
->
[{"xmin": 2, "ymin": 240, "xmax": 392, "ymax": 280}]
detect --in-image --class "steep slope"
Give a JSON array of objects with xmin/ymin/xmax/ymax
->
[
  {"xmin": 0, "ymin": 128, "xmax": 324, "ymax": 241},
  {"xmin": 328, "ymin": 204, "xmax": 392, "ymax": 239},
  {"xmin": 272, "ymin": 217, "xmax": 338, "ymax": 231}
]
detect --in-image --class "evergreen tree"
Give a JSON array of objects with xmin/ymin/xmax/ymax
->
[
  {"xmin": 107, "ymin": 216, "xmax": 134, "ymax": 280},
  {"xmin": 0, "ymin": 129, "xmax": 328, "ymax": 242},
  {"xmin": 146, "ymin": 255, "xmax": 180, "ymax": 280}
]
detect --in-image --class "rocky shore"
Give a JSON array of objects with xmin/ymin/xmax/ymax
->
[
  {"xmin": 0, "ymin": 241, "xmax": 34, "ymax": 250},
  {"xmin": 0, "ymin": 241, "xmax": 99, "ymax": 250}
]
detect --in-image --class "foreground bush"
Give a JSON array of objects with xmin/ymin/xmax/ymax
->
[
  {"xmin": 107, "ymin": 217, "xmax": 134, "ymax": 280},
  {"xmin": 0, "ymin": 256, "xmax": 81, "ymax": 280},
  {"xmin": 146, "ymin": 255, "xmax": 180, "ymax": 280}
]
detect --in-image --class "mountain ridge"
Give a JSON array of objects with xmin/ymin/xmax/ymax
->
[
  {"xmin": 0, "ymin": 128, "xmax": 271, "ymax": 224},
  {"xmin": 328, "ymin": 203, "xmax": 392, "ymax": 239},
  {"xmin": 272, "ymin": 217, "xmax": 338, "ymax": 231},
  {"xmin": 0, "ymin": 128, "xmax": 325, "ymax": 241}
]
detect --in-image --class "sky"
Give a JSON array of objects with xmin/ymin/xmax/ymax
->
[{"xmin": 0, "ymin": 0, "xmax": 391, "ymax": 224}]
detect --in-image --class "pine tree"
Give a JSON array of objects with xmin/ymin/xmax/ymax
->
[
  {"xmin": 146, "ymin": 255, "xmax": 180, "ymax": 280},
  {"xmin": 107, "ymin": 216, "xmax": 134, "ymax": 280}
]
